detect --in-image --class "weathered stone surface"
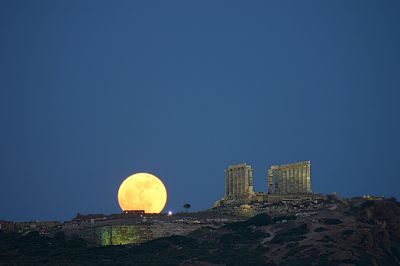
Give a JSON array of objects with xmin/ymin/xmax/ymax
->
[
  {"xmin": 268, "ymin": 160, "xmax": 312, "ymax": 194},
  {"xmin": 224, "ymin": 163, "xmax": 254, "ymax": 198}
]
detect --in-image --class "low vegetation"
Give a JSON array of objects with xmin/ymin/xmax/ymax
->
[
  {"xmin": 314, "ymin": 227, "xmax": 328, "ymax": 232},
  {"xmin": 2, "ymin": 199, "xmax": 400, "ymax": 265},
  {"xmin": 272, "ymin": 215, "xmax": 297, "ymax": 223},
  {"xmin": 321, "ymin": 218, "xmax": 343, "ymax": 225},
  {"xmin": 224, "ymin": 213, "xmax": 272, "ymax": 231},
  {"xmin": 271, "ymin": 224, "xmax": 309, "ymax": 244}
]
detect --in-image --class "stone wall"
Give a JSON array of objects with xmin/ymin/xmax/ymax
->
[
  {"xmin": 62, "ymin": 218, "xmax": 223, "ymax": 246},
  {"xmin": 96, "ymin": 225, "xmax": 153, "ymax": 245}
]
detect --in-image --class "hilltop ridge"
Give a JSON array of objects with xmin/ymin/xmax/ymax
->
[{"xmin": 1, "ymin": 197, "xmax": 400, "ymax": 265}]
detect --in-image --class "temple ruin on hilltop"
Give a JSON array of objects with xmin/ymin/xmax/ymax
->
[{"xmin": 215, "ymin": 160, "xmax": 314, "ymax": 207}]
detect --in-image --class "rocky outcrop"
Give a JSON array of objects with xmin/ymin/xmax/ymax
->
[{"xmin": 1, "ymin": 198, "xmax": 400, "ymax": 265}]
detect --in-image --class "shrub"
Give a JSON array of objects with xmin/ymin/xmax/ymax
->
[
  {"xmin": 321, "ymin": 218, "xmax": 342, "ymax": 225},
  {"xmin": 246, "ymin": 213, "xmax": 272, "ymax": 226},
  {"xmin": 317, "ymin": 235, "xmax": 335, "ymax": 243},
  {"xmin": 218, "ymin": 231, "xmax": 269, "ymax": 245},
  {"xmin": 341, "ymin": 230, "xmax": 354, "ymax": 238},
  {"xmin": 271, "ymin": 224, "xmax": 309, "ymax": 244},
  {"xmin": 360, "ymin": 201, "xmax": 375, "ymax": 209},
  {"xmin": 224, "ymin": 213, "xmax": 272, "ymax": 231},
  {"xmin": 273, "ymin": 215, "xmax": 297, "ymax": 223}
]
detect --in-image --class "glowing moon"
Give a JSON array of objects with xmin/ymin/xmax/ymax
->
[{"xmin": 117, "ymin": 173, "xmax": 167, "ymax": 214}]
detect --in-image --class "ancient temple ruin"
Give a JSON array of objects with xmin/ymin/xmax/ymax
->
[
  {"xmin": 224, "ymin": 163, "xmax": 254, "ymax": 198},
  {"xmin": 214, "ymin": 160, "xmax": 314, "ymax": 208},
  {"xmin": 267, "ymin": 160, "xmax": 311, "ymax": 194}
]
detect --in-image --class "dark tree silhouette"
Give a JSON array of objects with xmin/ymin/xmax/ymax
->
[{"xmin": 183, "ymin": 203, "xmax": 191, "ymax": 212}]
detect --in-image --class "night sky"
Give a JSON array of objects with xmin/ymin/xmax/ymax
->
[{"xmin": 1, "ymin": 1, "xmax": 400, "ymax": 221}]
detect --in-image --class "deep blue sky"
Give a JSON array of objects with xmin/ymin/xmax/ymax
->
[{"xmin": 1, "ymin": 1, "xmax": 399, "ymax": 221}]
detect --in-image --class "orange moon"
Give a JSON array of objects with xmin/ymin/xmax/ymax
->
[{"xmin": 117, "ymin": 173, "xmax": 167, "ymax": 214}]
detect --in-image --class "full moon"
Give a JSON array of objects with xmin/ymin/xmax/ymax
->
[{"xmin": 117, "ymin": 173, "xmax": 167, "ymax": 214}]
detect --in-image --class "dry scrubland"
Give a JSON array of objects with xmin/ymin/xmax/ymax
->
[{"xmin": 1, "ymin": 198, "xmax": 400, "ymax": 265}]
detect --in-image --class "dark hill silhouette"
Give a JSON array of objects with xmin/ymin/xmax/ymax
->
[{"xmin": 1, "ymin": 199, "xmax": 400, "ymax": 265}]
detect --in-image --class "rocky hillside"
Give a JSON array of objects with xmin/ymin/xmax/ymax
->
[{"xmin": 1, "ymin": 198, "xmax": 400, "ymax": 265}]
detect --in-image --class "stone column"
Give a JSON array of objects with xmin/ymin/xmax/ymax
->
[
  {"xmin": 247, "ymin": 167, "xmax": 251, "ymax": 194},
  {"xmin": 306, "ymin": 162, "xmax": 311, "ymax": 193},
  {"xmin": 297, "ymin": 167, "xmax": 301, "ymax": 193},
  {"xmin": 238, "ymin": 171, "xmax": 241, "ymax": 195},
  {"xmin": 241, "ymin": 168, "xmax": 244, "ymax": 195},
  {"xmin": 276, "ymin": 171, "xmax": 280, "ymax": 193},
  {"xmin": 249, "ymin": 169, "xmax": 253, "ymax": 193},
  {"xmin": 293, "ymin": 168, "xmax": 296, "ymax": 193},
  {"xmin": 238, "ymin": 169, "xmax": 242, "ymax": 195},
  {"xmin": 268, "ymin": 169, "xmax": 273, "ymax": 193},
  {"xmin": 229, "ymin": 171, "xmax": 233, "ymax": 195},
  {"xmin": 233, "ymin": 172, "xmax": 237, "ymax": 195},
  {"xmin": 292, "ymin": 168, "xmax": 296, "ymax": 193},
  {"xmin": 299, "ymin": 167, "xmax": 303, "ymax": 193},
  {"xmin": 277, "ymin": 170, "xmax": 281, "ymax": 194},
  {"xmin": 244, "ymin": 168, "xmax": 248, "ymax": 194},
  {"xmin": 303, "ymin": 166, "xmax": 307, "ymax": 193},
  {"xmin": 225, "ymin": 170, "xmax": 229, "ymax": 196},
  {"xmin": 278, "ymin": 170, "xmax": 283, "ymax": 193},
  {"xmin": 286, "ymin": 168, "xmax": 290, "ymax": 194},
  {"xmin": 231, "ymin": 172, "xmax": 235, "ymax": 195}
]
